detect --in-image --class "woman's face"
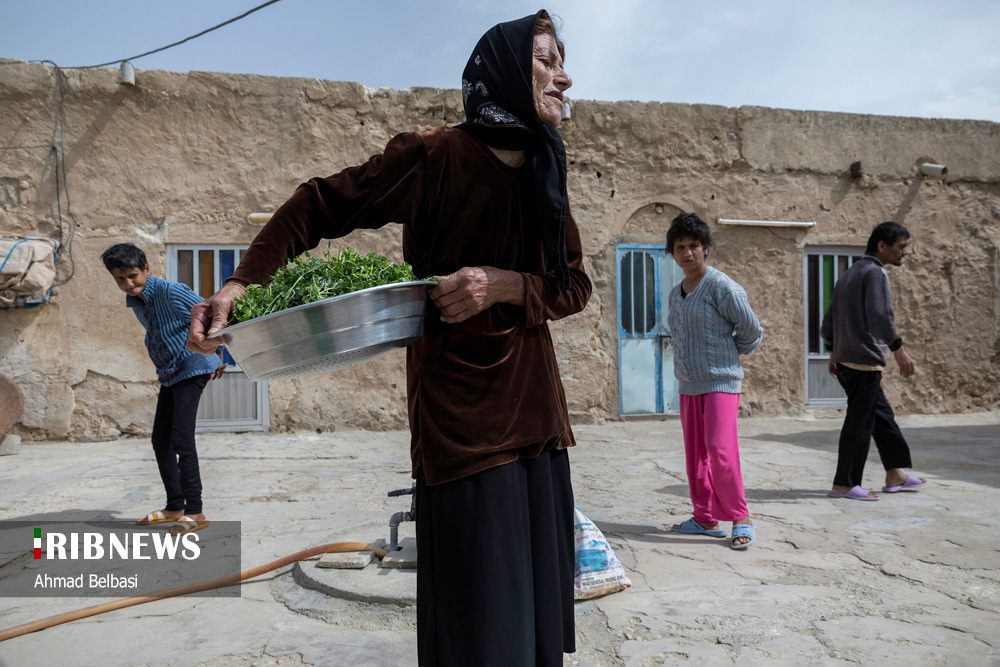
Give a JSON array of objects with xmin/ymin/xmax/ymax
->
[
  {"xmin": 672, "ymin": 237, "xmax": 708, "ymax": 273},
  {"xmin": 532, "ymin": 33, "xmax": 572, "ymax": 128}
]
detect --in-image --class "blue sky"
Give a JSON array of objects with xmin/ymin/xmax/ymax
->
[{"xmin": 3, "ymin": 0, "xmax": 999, "ymax": 121}]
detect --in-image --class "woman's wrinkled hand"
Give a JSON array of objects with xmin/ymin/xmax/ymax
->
[
  {"xmin": 430, "ymin": 267, "xmax": 494, "ymax": 324},
  {"xmin": 210, "ymin": 360, "xmax": 228, "ymax": 380},
  {"xmin": 187, "ymin": 282, "xmax": 245, "ymax": 355},
  {"xmin": 429, "ymin": 267, "xmax": 525, "ymax": 323}
]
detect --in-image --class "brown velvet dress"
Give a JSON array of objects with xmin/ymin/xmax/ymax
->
[{"xmin": 228, "ymin": 125, "xmax": 592, "ymax": 485}]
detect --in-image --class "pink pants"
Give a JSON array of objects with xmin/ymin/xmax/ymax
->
[{"xmin": 679, "ymin": 392, "xmax": 748, "ymax": 524}]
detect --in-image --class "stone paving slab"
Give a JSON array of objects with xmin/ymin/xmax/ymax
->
[
  {"xmin": 295, "ymin": 526, "xmax": 416, "ymax": 607},
  {"xmin": 0, "ymin": 412, "xmax": 998, "ymax": 666}
]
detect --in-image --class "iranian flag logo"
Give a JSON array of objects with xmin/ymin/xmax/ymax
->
[{"xmin": 34, "ymin": 527, "xmax": 42, "ymax": 559}]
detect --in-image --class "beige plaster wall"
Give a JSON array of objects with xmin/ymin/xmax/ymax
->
[{"xmin": 1, "ymin": 60, "xmax": 998, "ymax": 440}]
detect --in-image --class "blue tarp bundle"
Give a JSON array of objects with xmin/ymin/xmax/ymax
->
[{"xmin": 0, "ymin": 238, "xmax": 58, "ymax": 309}]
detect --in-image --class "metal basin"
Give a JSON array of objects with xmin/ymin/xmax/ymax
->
[{"xmin": 207, "ymin": 281, "xmax": 435, "ymax": 382}]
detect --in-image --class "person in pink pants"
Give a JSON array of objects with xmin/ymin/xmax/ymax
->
[{"xmin": 664, "ymin": 213, "xmax": 763, "ymax": 549}]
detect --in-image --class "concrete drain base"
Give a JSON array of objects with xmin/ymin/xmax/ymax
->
[{"xmin": 293, "ymin": 523, "xmax": 417, "ymax": 607}]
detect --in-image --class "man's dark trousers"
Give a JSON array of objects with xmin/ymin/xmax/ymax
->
[{"xmin": 834, "ymin": 364, "xmax": 912, "ymax": 488}]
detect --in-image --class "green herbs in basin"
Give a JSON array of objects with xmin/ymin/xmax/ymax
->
[{"xmin": 229, "ymin": 247, "xmax": 418, "ymax": 325}]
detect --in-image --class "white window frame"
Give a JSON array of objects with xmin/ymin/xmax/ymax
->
[
  {"xmin": 166, "ymin": 244, "xmax": 269, "ymax": 432},
  {"xmin": 803, "ymin": 245, "xmax": 866, "ymax": 409}
]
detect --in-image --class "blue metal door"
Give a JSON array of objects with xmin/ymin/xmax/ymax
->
[{"xmin": 617, "ymin": 245, "xmax": 683, "ymax": 415}]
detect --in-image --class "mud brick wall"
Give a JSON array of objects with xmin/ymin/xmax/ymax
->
[{"xmin": 1, "ymin": 60, "xmax": 998, "ymax": 439}]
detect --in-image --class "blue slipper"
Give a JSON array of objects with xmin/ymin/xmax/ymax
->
[
  {"xmin": 671, "ymin": 517, "xmax": 727, "ymax": 538},
  {"xmin": 731, "ymin": 520, "xmax": 756, "ymax": 550}
]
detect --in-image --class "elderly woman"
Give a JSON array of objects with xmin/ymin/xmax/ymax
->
[
  {"xmin": 187, "ymin": 10, "xmax": 590, "ymax": 666},
  {"xmin": 666, "ymin": 213, "xmax": 762, "ymax": 550}
]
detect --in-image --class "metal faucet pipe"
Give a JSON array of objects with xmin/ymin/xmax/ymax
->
[
  {"xmin": 389, "ymin": 510, "xmax": 414, "ymax": 551},
  {"xmin": 387, "ymin": 485, "xmax": 417, "ymax": 551}
]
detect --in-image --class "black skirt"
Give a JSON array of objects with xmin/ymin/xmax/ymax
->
[{"xmin": 416, "ymin": 448, "xmax": 576, "ymax": 666}]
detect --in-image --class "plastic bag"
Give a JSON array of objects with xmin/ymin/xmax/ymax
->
[{"xmin": 573, "ymin": 507, "xmax": 631, "ymax": 600}]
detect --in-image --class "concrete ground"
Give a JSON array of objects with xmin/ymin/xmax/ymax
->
[{"xmin": 0, "ymin": 411, "xmax": 998, "ymax": 666}]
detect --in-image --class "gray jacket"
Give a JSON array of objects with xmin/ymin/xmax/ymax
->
[{"xmin": 820, "ymin": 255, "xmax": 902, "ymax": 367}]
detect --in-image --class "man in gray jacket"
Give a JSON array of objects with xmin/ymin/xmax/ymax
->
[{"xmin": 820, "ymin": 222, "xmax": 926, "ymax": 501}]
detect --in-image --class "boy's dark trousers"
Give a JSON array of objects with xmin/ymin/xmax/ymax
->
[
  {"xmin": 151, "ymin": 374, "xmax": 209, "ymax": 515},
  {"xmin": 833, "ymin": 364, "xmax": 912, "ymax": 488}
]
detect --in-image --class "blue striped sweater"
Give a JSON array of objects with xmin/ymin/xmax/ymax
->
[
  {"xmin": 126, "ymin": 275, "xmax": 220, "ymax": 386},
  {"xmin": 667, "ymin": 267, "xmax": 763, "ymax": 395}
]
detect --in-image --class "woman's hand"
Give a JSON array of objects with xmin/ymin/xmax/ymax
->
[
  {"xmin": 210, "ymin": 351, "xmax": 228, "ymax": 380},
  {"xmin": 430, "ymin": 267, "xmax": 525, "ymax": 323},
  {"xmin": 187, "ymin": 282, "xmax": 245, "ymax": 354}
]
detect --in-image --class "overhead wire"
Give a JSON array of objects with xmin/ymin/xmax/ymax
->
[
  {"xmin": 0, "ymin": 63, "xmax": 77, "ymax": 286},
  {"xmin": 0, "ymin": 145, "xmax": 62, "ymax": 292},
  {"xmin": 1, "ymin": 1, "xmax": 287, "ymax": 287},
  {"xmin": 69, "ymin": 0, "xmax": 284, "ymax": 69},
  {"xmin": 38, "ymin": 60, "xmax": 78, "ymax": 285}
]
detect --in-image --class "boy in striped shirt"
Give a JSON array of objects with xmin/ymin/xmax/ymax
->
[{"xmin": 101, "ymin": 243, "xmax": 224, "ymax": 536}]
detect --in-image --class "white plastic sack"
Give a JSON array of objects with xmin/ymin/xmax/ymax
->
[
  {"xmin": 573, "ymin": 507, "xmax": 631, "ymax": 600},
  {"xmin": 0, "ymin": 238, "xmax": 57, "ymax": 306}
]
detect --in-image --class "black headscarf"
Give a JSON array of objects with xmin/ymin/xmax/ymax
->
[{"xmin": 456, "ymin": 10, "xmax": 572, "ymax": 294}]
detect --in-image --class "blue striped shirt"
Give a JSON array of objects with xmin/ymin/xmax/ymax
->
[
  {"xmin": 127, "ymin": 275, "xmax": 220, "ymax": 386},
  {"xmin": 667, "ymin": 267, "xmax": 762, "ymax": 395}
]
